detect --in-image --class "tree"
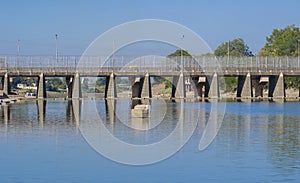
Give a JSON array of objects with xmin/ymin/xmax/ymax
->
[
  {"xmin": 82, "ymin": 78, "xmax": 89, "ymax": 91},
  {"xmin": 259, "ymin": 25, "xmax": 300, "ymax": 88},
  {"xmin": 214, "ymin": 38, "xmax": 253, "ymax": 57},
  {"xmin": 259, "ymin": 25, "xmax": 300, "ymax": 56},
  {"xmin": 96, "ymin": 77, "xmax": 106, "ymax": 86},
  {"xmin": 167, "ymin": 49, "xmax": 191, "ymax": 57},
  {"xmin": 46, "ymin": 78, "xmax": 65, "ymax": 92}
]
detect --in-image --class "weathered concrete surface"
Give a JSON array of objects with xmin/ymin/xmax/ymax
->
[
  {"xmin": 269, "ymin": 72, "xmax": 285, "ymax": 98},
  {"xmin": 37, "ymin": 73, "xmax": 46, "ymax": 99},
  {"xmin": 172, "ymin": 72, "xmax": 186, "ymax": 99},
  {"xmin": 72, "ymin": 73, "xmax": 82, "ymax": 99},
  {"xmin": 237, "ymin": 73, "xmax": 252, "ymax": 98},
  {"xmin": 140, "ymin": 73, "xmax": 152, "ymax": 99},
  {"xmin": 105, "ymin": 73, "xmax": 116, "ymax": 99},
  {"xmin": 206, "ymin": 73, "xmax": 219, "ymax": 99}
]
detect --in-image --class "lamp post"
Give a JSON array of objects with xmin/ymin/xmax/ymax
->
[
  {"xmin": 180, "ymin": 35, "xmax": 184, "ymax": 70},
  {"xmin": 17, "ymin": 39, "xmax": 20, "ymax": 55},
  {"xmin": 297, "ymin": 39, "xmax": 300, "ymax": 67},
  {"xmin": 227, "ymin": 40, "xmax": 230, "ymax": 63},
  {"xmin": 55, "ymin": 34, "xmax": 58, "ymax": 63}
]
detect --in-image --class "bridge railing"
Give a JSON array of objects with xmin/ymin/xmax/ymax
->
[{"xmin": 0, "ymin": 55, "xmax": 299, "ymax": 74}]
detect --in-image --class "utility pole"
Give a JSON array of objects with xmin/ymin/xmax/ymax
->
[
  {"xmin": 55, "ymin": 33, "xmax": 58, "ymax": 63},
  {"xmin": 17, "ymin": 39, "xmax": 20, "ymax": 55},
  {"xmin": 297, "ymin": 39, "xmax": 300, "ymax": 67},
  {"xmin": 227, "ymin": 40, "xmax": 230, "ymax": 63},
  {"xmin": 181, "ymin": 35, "xmax": 184, "ymax": 70}
]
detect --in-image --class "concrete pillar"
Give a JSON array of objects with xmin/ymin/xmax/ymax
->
[
  {"xmin": 105, "ymin": 73, "xmax": 116, "ymax": 99},
  {"xmin": 269, "ymin": 72, "xmax": 285, "ymax": 99},
  {"xmin": 237, "ymin": 73, "xmax": 252, "ymax": 98},
  {"xmin": 37, "ymin": 73, "xmax": 46, "ymax": 99},
  {"xmin": 172, "ymin": 72, "xmax": 186, "ymax": 99},
  {"xmin": 3, "ymin": 73, "xmax": 10, "ymax": 97},
  {"xmin": 66, "ymin": 76, "xmax": 73, "ymax": 99},
  {"xmin": 72, "ymin": 73, "xmax": 82, "ymax": 99},
  {"xmin": 206, "ymin": 73, "xmax": 219, "ymax": 99},
  {"xmin": 140, "ymin": 73, "xmax": 152, "ymax": 99}
]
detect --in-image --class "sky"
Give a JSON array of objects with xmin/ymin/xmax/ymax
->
[{"xmin": 0, "ymin": 0, "xmax": 299, "ymax": 56}]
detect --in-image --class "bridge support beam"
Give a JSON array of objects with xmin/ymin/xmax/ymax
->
[
  {"xmin": 66, "ymin": 76, "xmax": 73, "ymax": 99},
  {"xmin": 140, "ymin": 73, "xmax": 152, "ymax": 99},
  {"xmin": 269, "ymin": 72, "xmax": 285, "ymax": 99},
  {"xmin": 3, "ymin": 73, "xmax": 10, "ymax": 97},
  {"xmin": 72, "ymin": 73, "xmax": 82, "ymax": 99},
  {"xmin": 105, "ymin": 73, "xmax": 116, "ymax": 99},
  {"xmin": 206, "ymin": 73, "xmax": 219, "ymax": 99},
  {"xmin": 237, "ymin": 73, "xmax": 252, "ymax": 98},
  {"xmin": 37, "ymin": 73, "xmax": 46, "ymax": 99},
  {"xmin": 172, "ymin": 72, "xmax": 186, "ymax": 99}
]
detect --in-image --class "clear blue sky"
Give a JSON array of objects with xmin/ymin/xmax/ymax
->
[{"xmin": 0, "ymin": 0, "xmax": 299, "ymax": 55}]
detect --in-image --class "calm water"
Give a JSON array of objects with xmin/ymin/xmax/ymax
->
[{"xmin": 0, "ymin": 99, "xmax": 300, "ymax": 183}]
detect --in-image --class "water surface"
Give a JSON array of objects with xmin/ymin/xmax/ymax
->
[{"xmin": 0, "ymin": 100, "xmax": 300, "ymax": 182}]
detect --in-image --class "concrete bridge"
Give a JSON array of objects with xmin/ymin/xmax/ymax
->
[{"xmin": 0, "ymin": 55, "xmax": 300, "ymax": 99}]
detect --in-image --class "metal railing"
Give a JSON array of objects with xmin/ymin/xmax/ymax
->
[{"xmin": 0, "ymin": 55, "xmax": 299, "ymax": 75}]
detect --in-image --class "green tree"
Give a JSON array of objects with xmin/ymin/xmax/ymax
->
[
  {"xmin": 259, "ymin": 25, "xmax": 300, "ymax": 88},
  {"xmin": 82, "ymin": 78, "xmax": 89, "ymax": 91},
  {"xmin": 96, "ymin": 77, "xmax": 106, "ymax": 86},
  {"xmin": 167, "ymin": 49, "xmax": 191, "ymax": 57},
  {"xmin": 214, "ymin": 38, "xmax": 253, "ymax": 57},
  {"xmin": 259, "ymin": 25, "xmax": 300, "ymax": 56},
  {"xmin": 46, "ymin": 78, "xmax": 65, "ymax": 92}
]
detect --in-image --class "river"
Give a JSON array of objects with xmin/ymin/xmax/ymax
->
[{"xmin": 0, "ymin": 99, "xmax": 299, "ymax": 182}]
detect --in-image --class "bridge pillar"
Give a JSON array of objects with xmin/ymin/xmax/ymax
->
[
  {"xmin": 237, "ymin": 73, "xmax": 252, "ymax": 98},
  {"xmin": 105, "ymin": 73, "xmax": 117, "ymax": 99},
  {"xmin": 140, "ymin": 73, "xmax": 152, "ymax": 99},
  {"xmin": 37, "ymin": 73, "xmax": 46, "ymax": 99},
  {"xmin": 66, "ymin": 76, "xmax": 73, "ymax": 99},
  {"xmin": 72, "ymin": 73, "xmax": 82, "ymax": 99},
  {"xmin": 3, "ymin": 73, "xmax": 10, "ymax": 97},
  {"xmin": 269, "ymin": 72, "xmax": 285, "ymax": 99},
  {"xmin": 206, "ymin": 73, "xmax": 219, "ymax": 99},
  {"xmin": 172, "ymin": 72, "xmax": 186, "ymax": 99}
]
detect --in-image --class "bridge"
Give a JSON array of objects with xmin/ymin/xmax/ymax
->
[{"xmin": 0, "ymin": 55, "xmax": 300, "ymax": 99}]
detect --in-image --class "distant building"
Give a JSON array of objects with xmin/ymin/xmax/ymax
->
[{"xmin": 17, "ymin": 83, "xmax": 37, "ymax": 90}]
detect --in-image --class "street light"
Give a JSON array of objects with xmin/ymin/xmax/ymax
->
[
  {"xmin": 227, "ymin": 40, "xmax": 230, "ymax": 63},
  {"xmin": 17, "ymin": 39, "xmax": 20, "ymax": 55},
  {"xmin": 297, "ymin": 39, "xmax": 300, "ymax": 67},
  {"xmin": 180, "ymin": 35, "xmax": 184, "ymax": 70},
  {"xmin": 55, "ymin": 33, "xmax": 58, "ymax": 63}
]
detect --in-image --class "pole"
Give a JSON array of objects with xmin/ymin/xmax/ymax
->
[
  {"xmin": 181, "ymin": 35, "xmax": 184, "ymax": 70},
  {"xmin": 55, "ymin": 34, "xmax": 58, "ymax": 63},
  {"xmin": 297, "ymin": 39, "xmax": 300, "ymax": 67},
  {"xmin": 17, "ymin": 39, "xmax": 20, "ymax": 66},
  {"xmin": 227, "ymin": 41, "xmax": 230, "ymax": 64},
  {"xmin": 112, "ymin": 40, "xmax": 115, "ymax": 68},
  {"xmin": 17, "ymin": 39, "xmax": 20, "ymax": 55}
]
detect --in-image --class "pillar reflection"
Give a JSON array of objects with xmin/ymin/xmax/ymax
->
[{"xmin": 36, "ymin": 100, "xmax": 46, "ymax": 128}]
